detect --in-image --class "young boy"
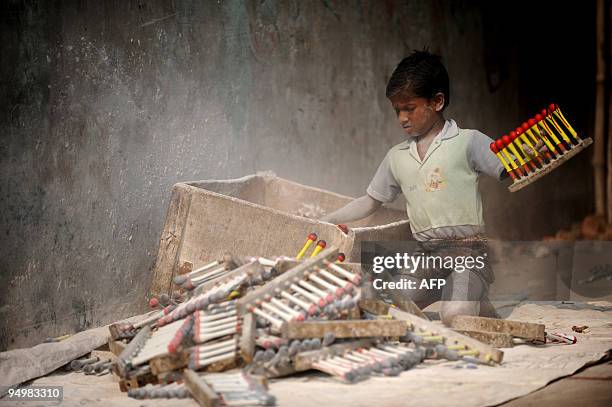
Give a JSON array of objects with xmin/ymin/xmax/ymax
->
[{"xmin": 322, "ymin": 50, "xmax": 507, "ymax": 325}]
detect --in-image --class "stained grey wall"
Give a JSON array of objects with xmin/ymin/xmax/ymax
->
[{"xmin": 0, "ymin": 0, "xmax": 593, "ymax": 350}]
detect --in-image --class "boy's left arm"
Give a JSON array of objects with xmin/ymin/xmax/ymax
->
[{"xmin": 468, "ymin": 131, "xmax": 508, "ymax": 181}]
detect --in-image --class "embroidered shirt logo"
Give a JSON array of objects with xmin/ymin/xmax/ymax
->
[{"xmin": 425, "ymin": 167, "xmax": 445, "ymax": 192}]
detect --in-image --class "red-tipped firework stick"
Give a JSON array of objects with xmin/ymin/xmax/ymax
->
[
  {"xmin": 502, "ymin": 134, "xmax": 531, "ymax": 174},
  {"xmin": 307, "ymin": 270, "xmax": 345, "ymax": 298},
  {"xmin": 490, "ymin": 141, "xmax": 517, "ymax": 181},
  {"xmin": 298, "ymin": 279, "xmax": 334, "ymax": 304},
  {"xmin": 527, "ymin": 117, "xmax": 558, "ymax": 157},
  {"xmin": 515, "ymin": 127, "xmax": 545, "ymax": 166},
  {"xmin": 524, "ymin": 117, "xmax": 559, "ymax": 158},
  {"xmin": 280, "ymin": 290, "xmax": 319, "ymax": 316},
  {"xmin": 521, "ymin": 122, "xmax": 554, "ymax": 161},
  {"xmin": 336, "ymin": 252, "xmax": 346, "ymax": 263},
  {"xmin": 324, "ymin": 260, "xmax": 361, "ymax": 285},
  {"xmin": 167, "ymin": 315, "xmax": 194, "ymax": 354},
  {"xmin": 535, "ymin": 113, "xmax": 566, "ymax": 153},
  {"xmin": 316, "ymin": 267, "xmax": 355, "ymax": 293},
  {"xmin": 296, "ymin": 233, "xmax": 317, "ymax": 260},
  {"xmin": 337, "ymin": 224, "xmax": 349, "ymax": 234},
  {"xmin": 541, "ymin": 108, "xmax": 574, "ymax": 147},
  {"xmin": 310, "ymin": 240, "xmax": 327, "ymax": 258},
  {"xmin": 495, "ymin": 139, "xmax": 523, "ymax": 178},
  {"xmin": 133, "ymin": 304, "xmax": 176, "ymax": 329},
  {"xmin": 491, "ymin": 104, "xmax": 591, "ymax": 192},
  {"xmin": 149, "ymin": 297, "xmax": 160, "ymax": 309},
  {"xmin": 510, "ymin": 131, "xmax": 538, "ymax": 171},
  {"xmin": 548, "ymin": 103, "xmax": 580, "ymax": 143}
]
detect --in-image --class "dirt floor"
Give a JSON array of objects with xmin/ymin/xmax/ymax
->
[{"xmin": 3, "ymin": 301, "xmax": 610, "ymax": 407}]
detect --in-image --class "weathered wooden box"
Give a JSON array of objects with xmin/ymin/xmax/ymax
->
[{"xmin": 150, "ymin": 172, "xmax": 410, "ymax": 295}]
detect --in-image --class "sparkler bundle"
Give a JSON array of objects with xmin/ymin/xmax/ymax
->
[{"xmin": 489, "ymin": 103, "xmax": 592, "ymax": 192}]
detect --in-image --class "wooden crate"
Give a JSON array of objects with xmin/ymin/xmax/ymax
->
[{"xmin": 150, "ymin": 171, "xmax": 410, "ymax": 296}]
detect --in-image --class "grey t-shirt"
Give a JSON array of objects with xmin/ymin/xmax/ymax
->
[{"xmin": 366, "ymin": 120, "xmax": 504, "ymax": 241}]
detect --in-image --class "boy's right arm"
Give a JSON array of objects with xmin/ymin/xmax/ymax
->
[
  {"xmin": 321, "ymin": 151, "xmax": 400, "ymax": 224},
  {"xmin": 320, "ymin": 194, "xmax": 382, "ymax": 224}
]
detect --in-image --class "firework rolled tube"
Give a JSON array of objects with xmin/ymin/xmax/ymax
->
[
  {"xmin": 260, "ymin": 301, "xmax": 294, "ymax": 322},
  {"xmin": 325, "ymin": 260, "xmax": 362, "ymax": 285},
  {"xmin": 291, "ymin": 283, "xmax": 327, "ymax": 308},
  {"xmin": 536, "ymin": 114, "xmax": 566, "ymax": 153},
  {"xmin": 308, "ymin": 272, "xmax": 345, "ymax": 298},
  {"xmin": 542, "ymin": 108, "xmax": 572, "ymax": 145},
  {"xmin": 296, "ymin": 233, "xmax": 317, "ymax": 260},
  {"xmin": 522, "ymin": 122, "xmax": 553, "ymax": 161},
  {"xmin": 515, "ymin": 127, "xmax": 544, "ymax": 166},
  {"xmin": 549, "ymin": 103, "xmax": 579, "ymax": 141},
  {"xmin": 298, "ymin": 279, "xmax": 334, "ymax": 304},
  {"xmin": 527, "ymin": 118, "xmax": 558, "ymax": 156},
  {"xmin": 167, "ymin": 315, "xmax": 193, "ymax": 354},
  {"xmin": 310, "ymin": 240, "xmax": 327, "ymax": 258},
  {"xmin": 489, "ymin": 141, "xmax": 517, "ymax": 181},
  {"xmin": 522, "ymin": 121, "xmax": 540, "ymax": 145},
  {"xmin": 270, "ymin": 297, "xmax": 306, "ymax": 321},
  {"xmin": 249, "ymin": 306, "xmax": 283, "ymax": 329},
  {"xmin": 317, "ymin": 268, "xmax": 354, "ymax": 292},
  {"xmin": 280, "ymin": 290, "xmax": 318, "ymax": 315},
  {"xmin": 495, "ymin": 139, "xmax": 522, "ymax": 178},
  {"xmin": 502, "ymin": 134, "xmax": 531, "ymax": 174},
  {"xmin": 510, "ymin": 131, "xmax": 537, "ymax": 171}
]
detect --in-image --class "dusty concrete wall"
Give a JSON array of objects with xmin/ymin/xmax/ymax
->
[{"xmin": 0, "ymin": 0, "xmax": 593, "ymax": 350}]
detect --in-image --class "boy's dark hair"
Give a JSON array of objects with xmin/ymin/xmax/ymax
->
[{"xmin": 386, "ymin": 50, "xmax": 450, "ymax": 109}]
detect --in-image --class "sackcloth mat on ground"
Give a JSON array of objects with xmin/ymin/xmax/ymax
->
[{"xmin": 1, "ymin": 302, "xmax": 611, "ymax": 407}]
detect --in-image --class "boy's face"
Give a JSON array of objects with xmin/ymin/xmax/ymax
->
[{"xmin": 389, "ymin": 90, "xmax": 445, "ymax": 138}]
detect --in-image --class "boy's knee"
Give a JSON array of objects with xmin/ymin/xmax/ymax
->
[{"xmin": 440, "ymin": 301, "xmax": 479, "ymax": 326}]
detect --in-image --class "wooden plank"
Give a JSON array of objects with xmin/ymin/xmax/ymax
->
[
  {"xmin": 358, "ymin": 299, "xmax": 390, "ymax": 315},
  {"xmin": 346, "ymin": 306, "xmax": 361, "ymax": 320},
  {"xmin": 280, "ymin": 320, "xmax": 407, "ymax": 339},
  {"xmin": 274, "ymin": 259, "xmax": 300, "ymax": 273},
  {"xmin": 149, "ymin": 352, "xmax": 189, "ymax": 376},
  {"xmin": 359, "ymin": 299, "xmax": 429, "ymax": 320},
  {"xmin": 118, "ymin": 372, "xmax": 157, "ymax": 392},
  {"xmin": 203, "ymin": 356, "xmax": 238, "ymax": 373},
  {"xmin": 150, "ymin": 183, "xmax": 193, "ymax": 297},
  {"xmin": 450, "ymin": 315, "xmax": 545, "ymax": 342},
  {"xmin": 118, "ymin": 378, "xmax": 139, "ymax": 393},
  {"xmin": 117, "ymin": 325, "xmax": 150, "ymax": 377},
  {"xmin": 91, "ymin": 350, "xmax": 117, "ymax": 363},
  {"xmin": 388, "ymin": 307, "xmax": 503, "ymax": 364},
  {"xmin": 249, "ymin": 374, "xmax": 268, "ymax": 389},
  {"xmin": 240, "ymin": 313, "xmax": 256, "ymax": 363},
  {"xmin": 393, "ymin": 301, "xmax": 429, "ymax": 320},
  {"xmin": 509, "ymin": 138, "xmax": 593, "ymax": 192},
  {"xmin": 237, "ymin": 247, "xmax": 340, "ymax": 314},
  {"xmin": 184, "ymin": 369, "xmax": 220, "ymax": 407},
  {"xmin": 156, "ymin": 370, "xmax": 184, "ymax": 385},
  {"xmin": 108, "ymin": 323, "xmax": 126, "ymax": 340},
  {"xmin": 256, "ymin": 362, "xmax": 298, "ymax": 379},
  {"xmin": 178, "ymin": 260, "xmax": 193, "ymax": 276},
  {"xmin": 454, "ymin": 329, "xmax": 514, "ymax": 348},
  {"xmin": 108, "ymin": 339, "xmax": 126, "ymax": 356},
  {"xmin": 293, "ymin": 339, "xmax": 374, "ymax": 371}
]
